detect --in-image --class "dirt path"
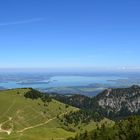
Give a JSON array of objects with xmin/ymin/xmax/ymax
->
[
  {"xmin": 0, "ymin": 117, "xmax": 13, "ymax": 135},
  {"xmin": 0, "ymin": 127, "xmax": 12, "ymax": 135},
  {"xmin": 17, "ymin": 112, "xmax": 68, "ymax": 133}
]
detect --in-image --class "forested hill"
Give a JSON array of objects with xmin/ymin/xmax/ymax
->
[
  {"xmin": 52, "ymin": 85, "xmax": 140, "ymax": 119},
  {"xmin": 67, "ymin": 116, "xmax": 140, "ymax": 140}
]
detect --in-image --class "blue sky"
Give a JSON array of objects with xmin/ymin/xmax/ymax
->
[{"xmin": 0, "ymin": 0, "xmax": 140, "ymax": 72}]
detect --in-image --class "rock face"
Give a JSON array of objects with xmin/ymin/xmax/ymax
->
[{"xmin": 97, "ymin": 85, "xmax": 140, "ymax": 117}]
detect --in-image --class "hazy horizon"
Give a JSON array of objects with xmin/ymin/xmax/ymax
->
[{"xmin": 1, "ymin": 67, "xmax": 140, "ymax": 73}]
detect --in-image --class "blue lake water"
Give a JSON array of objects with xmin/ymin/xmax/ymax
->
[
  {"xmin": 0, "ymin": 75, "xmax": 127, "ymax": 89},
  {"xmin": 1, "ymin": 72, "xmax": 140, "ymax": 96}
]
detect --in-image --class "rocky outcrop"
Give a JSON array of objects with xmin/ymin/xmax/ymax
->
[{"xmin": 97, "ymin": 85, "xmax": 140, "ymax": 116}]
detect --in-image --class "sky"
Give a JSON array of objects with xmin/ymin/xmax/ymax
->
[{"xmin": 0, "ymin": 0, "xmax": 140, "ymax": 72}]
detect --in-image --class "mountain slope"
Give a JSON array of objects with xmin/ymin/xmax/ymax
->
[{"xmin": 0, "ymin": 88, "xmax": 78, "ymax": 140}]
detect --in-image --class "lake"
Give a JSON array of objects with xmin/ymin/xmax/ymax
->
[{"xmin": 0, "ymin": 72, "xmax": 140, "ymax": 96}]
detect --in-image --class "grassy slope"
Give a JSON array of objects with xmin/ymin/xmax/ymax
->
[
  {"xmin": 0, "ymin": 88, "xmax": 78, "ymax": 140},
  {"xmin": 0, "ymin": 89, "xmax": 114, "ymax": 140}
]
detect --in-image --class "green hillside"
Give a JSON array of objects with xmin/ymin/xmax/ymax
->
[{"xmin": 0, "ymin": 88, "xmax": 78, "ymax": 140}]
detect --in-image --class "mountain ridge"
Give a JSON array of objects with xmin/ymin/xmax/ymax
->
[{"xmin": 52, "ymin": 85, "xmax": 140, "ymax": 119}]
